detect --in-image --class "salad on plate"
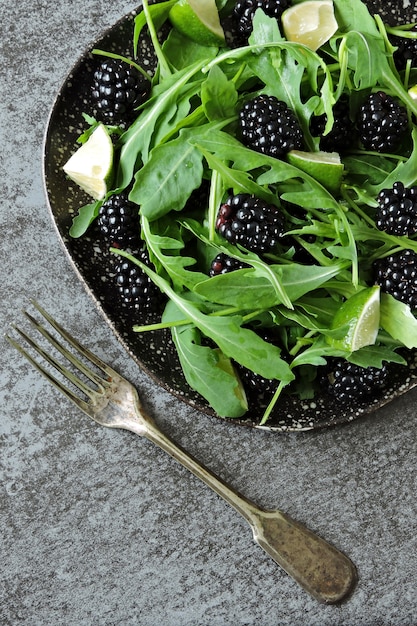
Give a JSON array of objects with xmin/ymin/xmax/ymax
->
[{"xmin": 60, "ymin": 0, "xmax": 417, "ymax": 426}]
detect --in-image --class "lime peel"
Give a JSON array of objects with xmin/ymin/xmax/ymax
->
[
  {"xmin": 63, "ymin": 123, "xmax": 113, "ymax": 200},
  {"xmin": 329, "ymin": 285, "xmax": 381, "ymax": 352},
  {"xmin": 169, "ymin": 0, "xmax": 225, "ymax": 47},
  {"xmin": 408, "ymin": 85, "xmax": 417, "ymax": 101},
  {"xmin": 287, "ymin": 149, "xmax": 344, "ymax": 195}
]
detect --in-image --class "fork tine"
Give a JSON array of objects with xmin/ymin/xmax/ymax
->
[
  {"xmin": 6, "ymin": 332, "xmax": 92, "ymax": 415},
  {"xmin": 10, "ymin": 322, "xmax": 99, "ymax": 400},
  {"xmin": 30, "ymin": 300, "xmax": 119, "ymax": 380},
  {"xmin": 22, "ymin": 308, "xmax": 106, "ymax": 390}
]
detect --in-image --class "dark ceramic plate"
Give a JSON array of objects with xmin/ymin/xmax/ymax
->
[{"xmin": 43, "ymin": 1, "xmax": 417, "ymax": 432}]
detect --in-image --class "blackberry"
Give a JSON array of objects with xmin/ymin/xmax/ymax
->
[
  {"xmin": 209, "ymin": 253, "xmax": 249, "ymax": 277},
  {"xmin": 233, "ymin": 0, "xmax": 292, "ymax": 39},
  {"xmin": 321, "ymin": 358, "xmax": 389, "ymax": 403},
  {"xmin": 91, "ymin": 58, "xmax": 150, "ymax": 125},
  {"xmin": 310, "ymin": 97, "xmax": 356, "ymax": 152},
  {"xmin": 114, "ymin": 250, "xmax": 164, "ymax": 314},
  {"xmin": 375, "ymin": 181, "xmax": 417, "ymax": 236},
  {"xmin": 391, "ymin": 25, "xmax": 417, "ymax": 71},
  {"xmin": 239, "ymin": 366, "xmax": 280, "ymax": 408},
  {"xmin": 239, "ymin": 95, "xmax": 303, "ymax": 158},
  {"xmin": 216, "ymin": 193, "xmax": 286, "ymax": 253},
  {"xmin": 97, "ymin": 193, "xmax": 139, "ymax": 247},
  {"xmin": 357, "ymin": 91, "xmax": 408, "ymax": 153},
  {"xmin": 374, "ymin": 249, "xmax": 417, "ymax": 308},
  {"xmin": 237, "ymin": 328, "xmax": 282, "ymax": 408}
]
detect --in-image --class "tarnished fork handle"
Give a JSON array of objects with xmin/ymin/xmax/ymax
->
[{"xmin": 6, "ymin": 301, "xmax": 357, "ymax": 604}]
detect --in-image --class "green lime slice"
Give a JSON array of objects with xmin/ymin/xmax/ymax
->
[
  {"xmin": 408, "ymin": 85, "xmax": 417, "ymax": 101},
  {"xmin": 63, "ymin": 123, "xmax": 113, "ymax": 200},
  {"xmin": 282, "ymin": 0, "xmax": 338, "ymax": 51},
  {"xmin": 329, "ymin": 285, "xmax": 381, "ymax": 352},
  {"xmin": 287, "ymin": 149, "xmax": 344, "ymax": 195},
  {"xmin": 169, "ymin": 0, "xmax": 225, "ymax": 47}
]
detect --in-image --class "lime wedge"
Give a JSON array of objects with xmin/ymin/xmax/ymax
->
[
  {"xmin": 287, "ymin": 149, "xmax": 344, "ymax": 195},
  {"xmin": 63, "ymin": 123, "xmax": 113, "ymax": 200},
  {"xmin": 169, "ymin": 0, "xmax": 225, "ymax": 46},
  {"xmin": 329, "ymin": 286, "xmax": 381, "ymax": 352},
  {"xmin": 282, "ymin": 0, "xmax": 338, "ymax": 51},
  {"xmin": 408, "ymin": 85, "xmax": 417, "ymax": 101}
]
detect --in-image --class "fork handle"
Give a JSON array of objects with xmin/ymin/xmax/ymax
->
[{"xmin": 128, "ymin": 418, "xmax": 357, "ymax": 604}]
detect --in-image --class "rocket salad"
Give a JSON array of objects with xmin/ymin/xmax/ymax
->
[{"xmin": 65, "ymin": 0, "xmax": 417, "ymax": 423}]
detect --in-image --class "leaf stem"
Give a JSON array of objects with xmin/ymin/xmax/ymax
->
[
  {"xmin": 260, "ymin": 380, "xmax": 286, "ymax": 425},
  {"xmin": 91, "ymin": 49, "xmax": 151, "ymax": 80},
  {"xmin": 142, "ymin": 0, "xmax": 172, "ymax": 79}
]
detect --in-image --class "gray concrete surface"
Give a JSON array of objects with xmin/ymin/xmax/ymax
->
[{"xmin": 2, "ymin": 1, "xmax": 417, "ymax": 624}]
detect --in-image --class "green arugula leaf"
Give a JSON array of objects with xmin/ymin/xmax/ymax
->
[
  {"xmin": 201, "ymin": 65, "xmax": 238, "ymax": 121},
  {"xmin": 347, "ymin": 345, "xmax": 406, "ymax": 368},
  {"xmin": 116, "ymin": 59, "xmax": 208, "ymax": 187},
  {"xmin": 380, "ymin": 293, "xmax": 417, "ymax": 349},
  {"xmin": 129, "ymin": 128, "xmax": 205, "ymax": 220},
  {"xmin": 133, "ymin": 0, "xmax": 177, "ymax": 57},
  {"xmin": 113, "ymin": 249, "xmax": 294, "ymax": 383},
  {"xmin": 163, "ymin": 301, "xmax": 248, "ymax": 417},
  {"xmin": 141, "ymin": 215, "xmax": 207, "ymax": 290},
  {"xmin": 69, "ymin": 201, "xmax": 101, "ymax": 238},
  {"xmin": 194, "ymin": 262, "xmax": 348, "ymax": 309}
]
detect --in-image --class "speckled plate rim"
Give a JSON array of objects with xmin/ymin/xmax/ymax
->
[{"xmin": 42, "ymin": 2, "xmax": 417, "ymax": 432}]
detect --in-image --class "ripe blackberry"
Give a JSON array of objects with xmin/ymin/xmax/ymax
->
[
  {"xmin": 209, "ymin": 253, "xmax": 249, "ymax": 277},
  {"xmin": 237, "ymin": 328, "xmax": 282, "ymax": 407},
  {"xmin": 97, "ymin": 193, "xmax": 139, "ymax": 247},
  {"xmin": 321, "ymin": 358, "xmax": 389, "ymax": 403},
  {"xmin": 376, "ymin": 181, "xmax": 417, "ymax": 236},
  {"xmin": 357, "ymin": 91, "xmax": 408, "ymax": 153},
  {"xmin": 91, "ymin": 58, "xmax": 150, "ymax": 125},
  {"xmin": 239, "ymin": 95, "xmax": 304, "ymax": 158},
  {"xmin": 374, "ymin": 249, "xmax": 417, "ymax": 308},
  {"xmin": 233, "ymin": 0, "xmax": 292, "ymax": 39},
  {"xmin": 391, "ymin": 25, "xmax": 417, "ymax": 71},
  {"xmin": 216, "ymin": 193, "xmax": 286, "ymax": 253},
  {"xmin": 114, "ymin": 250, "xmax": 164, "ymax": 314},
  {"xmin": 310, "ymin": 97, "xmax": 356, "ymax": 152},
  {"xmin": 239, "ymin": 366, "xmax": 280, "ymax": 408}
]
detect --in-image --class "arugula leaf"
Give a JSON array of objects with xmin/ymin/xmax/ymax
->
[
  {"xmin": 380, "ymin": 293, "xmax": 417, "ymax": 349},
  {"xmin": 69, "ymin": 201, "xmax": 101, "ymax": 238},
  {"xmin": 116, "ymin": 59, "xmax": 208, "ymax": 187},
  {"xmin": 194, "ymin": 262, "xmax": 348, "ymax": 308},
  {"xmin": 141, "ymin": 215, "xmax": 208, "ymax": 290},
  {"xmin": 133, "ymin": 0, "xmax": 177, "ymax": 58},
  {"xmin": 191, "ymin": 129, "xmax": 340, "ymax": 211},
  {"xmin": 347, "ymin": 345, "xmax": 406, "ymax": 368},
  {"xmin": 113, "ymin": 249, "xmax": 294, "ymax": 383},
  {"xmin": 129, "ymin": 128, "xmax": 205, "ymax": 220},
  {"xmin": 201, "ymin": 65, "xmax": 238, "ymax": 121},
  {"xmin": 163, "ymin": 301, "xmax": 248, "ymax": 417}
]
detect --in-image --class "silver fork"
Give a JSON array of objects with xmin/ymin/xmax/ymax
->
[{"xmin": 7, "ymin": 301, "xmax": 357, "ymax": 604}]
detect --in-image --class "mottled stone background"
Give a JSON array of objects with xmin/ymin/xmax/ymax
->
[{"xmin": 2, "ymin": 1, "xmax": 417, "ymax": 625}]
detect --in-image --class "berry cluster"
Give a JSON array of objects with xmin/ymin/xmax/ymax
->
[
  {"xmin": 209, "ymin": 253, "xmax": 249, "ymax": 277},
  {"xmin": 321, "ymin": 359, "xmax": 389, "ymax": 403},
  {"xmin": 91, "ymin": 58, "xmax": 150, "ymax": 126},
  {"xmin": 114, "ymin": 249, "xmax": 164, "ymax": 315},
  {"xmin": 232, "ymin": 0, "xmax": 291, "ymax": 39},
  {"xmin": 216, "ymin": 193, "xmax": 286, "ymax": 253},
  {"xmin": 390, "ymin": 25, "xmax": 417, "ymax": 70},
  {"xmin": 356, "ymin": 91, "xmax": 408, "ymax": 153},
  {"xmin": 376, "ymin": 182, "xmax": 417, "ymax": 236},
  {"xmin": 374, "ymin": 249, "xmax": 417, "ymax": 309},
  {"xmin": 97, "ymin": 193, "xmax": 139, "ymax": 247},
  {"xmin": 239, "ymin": 95, "xmax": 304, "ymax": 158},
  {"xmin": 310, "ymin": 97, "xmax": 356, "ymax": 153}
]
